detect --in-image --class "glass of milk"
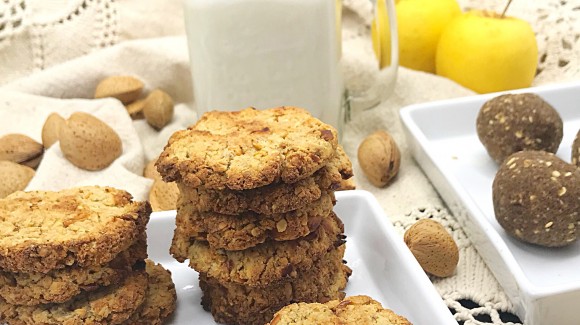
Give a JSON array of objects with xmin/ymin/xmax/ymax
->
[{"xmin": 184, "ymin": 0, "xmax": 398, "ymax": 134}]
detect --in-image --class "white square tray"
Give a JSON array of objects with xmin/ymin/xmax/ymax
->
[
  {"xmin": 400, "ymin": 81, "xmax": 580, "ymax": 325},
  {"xmin": 147, "ymin": 190, "xmax": 457, "ymax": 324}
]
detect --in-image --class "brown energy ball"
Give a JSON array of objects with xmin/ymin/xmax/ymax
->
[
  {"xmin": 493, "ymin": 150, "xmax": 580, "ymax": 247},
  {"xmin": 476, "ymin": 93, "xmax": 563, "ymax": 164},
  {"xmin": 572, "ymin": 129, "xmax": 580, "ymax": 167}
]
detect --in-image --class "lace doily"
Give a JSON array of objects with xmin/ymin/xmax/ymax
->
[
  {"xmin": 460, "ymin": 0, "xmax": 580, "ymax": 87},
  {"xmin": 393, "ymin": 209, "xmax": 522, "ymax": 325},
  {"xmin": 0, "ymin": 0, "xmax": 183, "ymax": 84}
]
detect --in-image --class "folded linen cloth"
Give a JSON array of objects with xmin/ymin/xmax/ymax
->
[
  {"xmin": 0, "ymin": 90, "xmax": 153, "ymax": 200},
  {"xmin": 1, "ymin": 37, "xmax": 197, "ymax": 200}
]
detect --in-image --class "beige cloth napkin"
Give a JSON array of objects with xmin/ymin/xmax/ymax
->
[
  {"xmin": 0, "ymin": 90, "xmax": 153, "ymax": 200},
  {"xmin": 2, "ymin": 37, "xmax": 197, "ymax": 200}
]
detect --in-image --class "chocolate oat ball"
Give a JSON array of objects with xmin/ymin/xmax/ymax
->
[
  {"xmin": 493, "ymin": 150, "xmax": 580, "ymax": 247},
  {"xmin": 476, "ymin": 93, "xmax": 563, "ymax": 164},
  {"xmin": 572, "ymin": 129, "xmax": 580, "ymax": 167}
]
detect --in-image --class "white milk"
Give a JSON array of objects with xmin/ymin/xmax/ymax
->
[{"xmin": 184, "ymin": 0, "xmax": 345, "ymax": 131}]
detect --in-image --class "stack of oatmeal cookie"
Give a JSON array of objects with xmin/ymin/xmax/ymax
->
[
  {"xmin": 157, "ymin": 107, "xmax": 354, "ymax": 325},
  {"xmin": 0, "ymin": 186, "xmax": 176, "ymax": 325}
]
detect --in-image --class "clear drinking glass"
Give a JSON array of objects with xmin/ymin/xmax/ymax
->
[
  {"xmin": 183, "ymin": 0, "xmax": 398, "ymax": 134},
  {"xmin": 348, "ymin": 0, "xmax": 399, "ymax": 119}
]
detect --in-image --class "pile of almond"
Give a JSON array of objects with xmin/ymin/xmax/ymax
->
[
  {"xmin": 93, "ymin": 75, "xmax": 179, "ymax": 210},
  {"xmin": 0, "ymin": 75, "xmax": 177, "ymax": 200},
  {"xmin": 0, "ymin": 134, "xmax": 42, "ymax": 198},
  {"xmin": 94, "ymin": 76, "xmax": 175, "ymax": 129}
]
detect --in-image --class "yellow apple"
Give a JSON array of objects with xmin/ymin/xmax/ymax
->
[
  {"xmin": 371, "ymin": 0, "xmax": 391, "ymax": 69},
  {"xmin": 372, "ymin": 0, "xmax": 461, "ymax": 72},
  {"xmin": 436, "ymin": 10, "xmax": 538, "ymax": 93}
]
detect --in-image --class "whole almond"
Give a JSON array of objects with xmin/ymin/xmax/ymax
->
[
  {"xmin": 149, "ymin": 180, "xmax": 179, "ymax": 211},
  {"xmin": 126, "ymin": 99, "xmax": 146, "ymax": 120},
  {"xmin": 59, "ymin": 112, "xmax": 123, "ymax": 171},
  {"xmin": 42, "ymin": 113, "xmax": 65, "ymax": 148},
  {"xmin": 143, "ymin": 89, "xmax": 174, "ymax": 130},
  {"xmin": 143, "ymin": 158, "xmax": 162, "ymax": 181},
  {"xmin": 404, "ymin": 219, "xmax": 459, "ymax": 277},
  {"xmin": 357, "ymin": 130, "xmax": 400, "ymax": 187},
  {"xmin": 0, "ymin": 161, "xmax": 35, "ymax": 198},
  {"xmin": 0, "ymin": 134, "xmax": 44, "ymax": 169},
  {"xmin": 94, "ymin": 76, "xmax": 144, "ymax": 104}
]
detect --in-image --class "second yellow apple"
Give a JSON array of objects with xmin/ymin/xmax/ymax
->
[
  {"xmin": 436, "ymin": 10, "xmax": 538, "ymax": 93},
  {"xmin": 372, "ymin": 0, "xmax": 461, "ymax": 73}
]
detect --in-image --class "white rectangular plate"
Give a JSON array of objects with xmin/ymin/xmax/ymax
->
[
  {"xmin": 147, "ymin": 190, "xmax": 457, "ymax": 325},
  {"xmin": 400, "ymin": 81, "xmax": 580, "ymax": 325}
]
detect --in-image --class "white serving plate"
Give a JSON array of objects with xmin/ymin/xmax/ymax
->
[
  {"xmin": 147, "ymin": 190, "xmax": 457, "ymax": 325},
  {"xmin": 400, "ymin": 81, "xmax": 580, "ymax": 325}
]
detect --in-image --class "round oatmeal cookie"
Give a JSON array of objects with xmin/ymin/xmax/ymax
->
[
  {"xmin": 0, "ymin": 235, "xmax": 148, "ymax": 306},
  {"xmin": 124, "ymin": 260, "xmax": 176, "ymax": 325},
  {"xmin": 572, "ymin": 129, "xmax": 580, "ymax": 167},
  {"xmin": 493, "ymin": 151, "xmax": 580, "ymax": 247},
  {"xmin": 171, "ymin": 212, "xmax": 345, "ymax": 286},
  {"xmin": 268, "ymin": 302, "xmax": 341, "ymax": 325},
  {"xmin": 0, "ymin": 186, "xmax": 150, "ymax": 274},
  {"xmin": 476, "ymin": 93, "xmax": 563, "ymax": 164},
  {"xmin": 268, "ymin": 295, "xmax": 412, "ymax": 325},
  {"xmin": 176, "ymin": 191, "xmax": 334, "ymax": 251},
  {"xmin": 157, "ymin": 106, "xmax": 339, "ymax": 190},
  {"xmin": 0, "ymin": 267, "xmax": 148, "ymax": 325},
  {"xmin": 178, "ymin": 146, "xmax": 353, "ymax": 216},
  {"xmin": 200, "ymin": 246, "xmax": 350, "ymax": 325}
]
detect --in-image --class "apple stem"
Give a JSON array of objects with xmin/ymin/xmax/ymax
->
[{"xmin": 501, "ymin": 0, "xmax": 513, "ymax": 18}]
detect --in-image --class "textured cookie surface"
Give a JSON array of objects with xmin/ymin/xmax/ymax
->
[
  {"xmin": 268, "ymin": 295, "xmax": 412, "ymax": 325},
  {"xmin": 176, "ymin": 192, "xmax": 334, "ymax": 251},
  {"xmin": 124, "ymin": 260, "xmax": 176, "ymax": 325},
  {"xmin": 157, "ymin": 107, "xmax": 339, "ymax": 190},
  {"xmin": 0, "ymin": 236, "xmax": 147, "ymax": 306},
  {"xmin": 476, "ymin": 93, "xmax": 563, "ymax": 164},
  {"xmin": 200, "ymin": 246, "xmax": 349, "ymax": 325},
  {"xmin": 0, "ymin": 186, "xmax": 150, "ymax": 273},
  {"xmin": 171, "ymin": 212, "xmax": 345, "ymax": 286},
  {"xmin": 178, "ymin": 146, "xmax": 353, "ymax": 215},
  {"xmin": 0, "ymin": 268, "xmax": 148, "ymax": 325},
  {"xmin": 493, "ymin": 150, "xmax": 580, "ymax": 247}
]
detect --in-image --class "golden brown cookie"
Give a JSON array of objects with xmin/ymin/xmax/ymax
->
[
  {"xmin": 123, "ymin": 260, "xmax": 176, "ymax": 325},
  {"xmin": 0, "ymin": 235, "xmax": 148, "ymax": 306},
  {"xmin": 176, "ymin": 191, "xmax": 334, "ymax": 251},
  {"xmin": 0, "ymin": 267, "xmax": 148, "ymax": 325},
  {"xmin": 268, "ymin": 302, "xmax": 341, "ymax": 325},
  {"xmin": 157, "ymin": 107, "xmax": 339, "ymax": 190},
  {"xmin": 201, "ymin": 246, "xmax": 350, "ymax": 325},
  {"xmin": 171, "ymin": 212, "xmax": 345, "ymax": 286},
  {"xmin": 0, "ymin": 186, "xmax": 150, "ymax": 274},
  {"xmin": 268, "ymin": 295, "xmax": 412, "ymax": 325},
  {"xmin": 178, "ymin": 146, "xmax": 353, "ymax": 216}
]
